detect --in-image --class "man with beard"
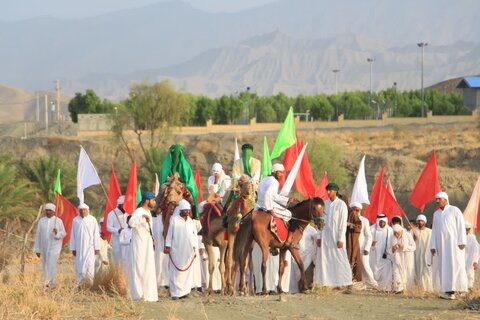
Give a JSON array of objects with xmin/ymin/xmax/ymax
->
[{"xmin": 369, "ymin": 214, "xmax": 393, "ymax": 291}]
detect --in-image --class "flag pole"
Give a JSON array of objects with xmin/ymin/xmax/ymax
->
[{"xmin": 98, "ymin": 178, "xmax": 122, "ymax": 226}]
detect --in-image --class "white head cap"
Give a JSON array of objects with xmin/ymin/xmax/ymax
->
[
  {"xmin": 392, "ymin": 224, "xmax": 403, "ymax": 233},
  {"xmin": 178, "ymin": 199, "xmax": 191, "ymax": 211},
  {"xmin": 78, "ymin": 203, "xmax": 89, "ymax": 210},
  {"xmin": 212, "ymin": 163, "xmax": 223, "ymax": 173},
  {"xmin": 416, "ymin": 214, "xmax": 427, "ymax": 223},
  {"xmin": 465, "ymin": 221, "xmax": 472, "ymax": 229},
  {"xmin": 272, "ymin": 163, "xmax": 285, "ymax": 173},
  {"xmin": 117, "ymin": 195, "xmax": 125, "ymax": 205},
  {"xmin": 198, "ymin": 201, "xmax": 205, "ymax": 214},
  {"xmin": 435, "ymin": 191, "xmax": 449, "ymax": 202},
  {"xmin": 350, "ymin": 202, "xmax": 363, "ymax": 210},
  {"xmin": 44, "ymin": 203, "xmax": 56, "ymax": 212}
]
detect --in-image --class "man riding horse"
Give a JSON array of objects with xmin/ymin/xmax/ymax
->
[{"xmin": 155, "ymin": 144, "xmax": 199, "ymax": 240}]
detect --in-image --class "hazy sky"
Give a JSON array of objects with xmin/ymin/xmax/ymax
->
[{"xmin": 0, "ymin": 0, "xmax": 277, "ymax": 21}]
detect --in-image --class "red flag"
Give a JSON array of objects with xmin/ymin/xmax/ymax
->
[
  {"xmin": 194, "ymin": 168, "xmax": 203, "ymax": 203},
  {"xmin": 409, "ymin": 151, "xmax": 440, "ymax": 213},
  {"xmin": 386, "ymin": 176, "xmax": 396, "ymax": 200},
  {"xmin": 294, "ymin": 142, "xmax": 316, "ymax": 198},
  {"xmin": 364, "ymin": 166, "xmax": 386, "ymax": 224},
  {"xmin": 279, "ymin": 141, "xmax": 299, "ymax": 190},
  {"xmin": 315, "ymin": 172, "xmax": 329, "ymax": 200},
  {"xmin": 55, "ymin": 193, "xmax": 78, "ymax": 247},
  {"xmin": 124, "ymin": 160, "xmax": 137, "ymax": 214},
  {"xmin": 101, "ymin": 165, "xmax": 122, "ymax": 242},
  {"xmin": 382, "ymin": 182, "xmax": 408, "ymax": 222}
]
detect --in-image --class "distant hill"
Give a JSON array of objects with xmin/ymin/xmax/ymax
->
[
  {"xmin": 65, "ymin": 31, "xmax": 480, "ymax": 98},
  {"xmin": 0, "ymin": 0, "xmax": 479, "ymax": 95}
]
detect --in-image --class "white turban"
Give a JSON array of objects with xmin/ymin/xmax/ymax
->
[
  {"xmin": 392, "ymin": 224, "xmax": 403, "ymax": 233},
  {"xmin": 272, "ymin": 163, "xmax": 285, "ymax": 172},
  {"xmin": 212, "ymin": 163, "xmax": 223, "ymax": 173},
  {"xmin": 44, "ymin": 203, "xmax": 56, "ymax": 211},
  {"xmin": 78, "ymin": 203, "xmax": 89, "ymax": 210},
  {"xmin": 350, "ymin": 202, "xmax": 363, "ymax": 210},
  {"xmin": 198, "ymin": 201, "xmax": 206, "ymax": 214},
  {"xmin": 416, "ymin": 214, "xmax": 427, "ymax": 223},
  {"xmin": 117, "ymin": 195, "xmax": 125, "ymax": 205},
  {"xmin": 465, "ymin": 221, "xmax": 472, "ymax": 229},
  {"xmin": 178, "ymin": 199, "xmax": 191, "ymax": 211},
  {"xmin": 435, "ymin": 191, "xmax": 449, "ymax": 202}
]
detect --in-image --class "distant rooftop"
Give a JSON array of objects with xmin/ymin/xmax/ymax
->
[{"xmin": 458, "ymin": 77, "xmax": 480, "ymax": 89}]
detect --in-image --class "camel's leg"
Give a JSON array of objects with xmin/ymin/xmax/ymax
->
[
  {"xmin": 219, "ymin": 242, "xmax": 227, "ymax": 295},
  {"xmin": 277, "ymin": 248, "xmax": 287, "ymax": 294},
  {"xmin": 226, "ymin": 232, "xmax": 236, "ymax": 295},
  {"xmin": 204, "ymin": 243, "xmax": 215, "ymax": 295},
  {"xmin": 290, "ymin": 248, "xmax": 307, "ymax": 292},
  {"xmin": 248, "ymin": 250, "xmax": 254, "ymax": 295}
]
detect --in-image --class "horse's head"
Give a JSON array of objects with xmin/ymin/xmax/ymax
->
[{"xmin": 310, "ymin": 197, "xmax": 325, "ymax": 230}]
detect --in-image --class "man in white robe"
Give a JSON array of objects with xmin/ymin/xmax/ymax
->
[
  {"xmin": 369, "ymin": 214, "xmax": 393, "ymax": 291},
  {"xmin": 34, "ymin": 203, "xmax": 67, "ymax": 288},
  {"xmin": 152, "ymin": 210, "xmax": 169, "ymax": 288},
  {"xmin": 128, "ymin": 192, "xmax": 158, "ymax": 302},
  {"xmin": 95, "ymin": 229, "xmax": 112, "ymax": 279},
  {"xmin": 191, "ymin": 218, "xmax": 203, "ymax": 291},
  {"xmin": 389, "ymin": 224, "xmax": 416, "ymax": 293},
  {"xmin": 465, "ymin": 222, "xmax": 479, "ymax": 290},
  {"xmin": 412, "ymin": 214, "xmax": 433, "ymax": 292},
  {"xmin": 430, "ymin": 192, "xmax": 468, "ymax": 299},
  {"xmin": 165, "ymin": 199, "xmax": 197, "ymax": 299},
  {"xmin": 232, "ymin": 143, "xmax": 261, "ymax": 184},
  {"xmin": 350, "ymin": 202, "xmax": 378, "ymax": 290},
  {"xmin": 106, "ymin": 195, "xmax": 127, "ymax": 267},
  {"xmin": 391, "ymin": 216, "xmax": 416, "ymax": 289},
  {"xmin": 70, "ymin": 203, "xmax": 100, "ymax": 286},
  {"xmin": 207, "ymin": 163, "xmax": 232, "ymax": 204},
  {"xmin": 315, "ymin": 183, "xmax": 352, "ymax": 292}
]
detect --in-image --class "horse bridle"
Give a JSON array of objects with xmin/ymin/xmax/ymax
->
[{"xmin": 289, "ymin": 199, "xmax": 324, "ymax": 226}]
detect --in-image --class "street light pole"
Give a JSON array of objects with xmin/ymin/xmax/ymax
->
[
  {"xmin": 393, "ymin": 82, "xmax": 397, "ymax": 117},
  {"xmin": 367, "ymin": 58, "xmax": 375, "ymax": 116},
  {"xmin": 332, "ymin": 69, "xmax": 340, "ymax": 95},
  {"xmin": 417, "ymin": 42, "xmax": 428, "ymax": 117}
]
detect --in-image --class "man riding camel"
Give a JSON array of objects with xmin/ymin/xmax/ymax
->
[{"xmin": 232, "ymin": 143, "xmax": 261, "ymax": 189}]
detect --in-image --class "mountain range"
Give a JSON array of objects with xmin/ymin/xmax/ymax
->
[{"xmin": 0, "ymin": 0, "xmax": 478, "ymax": 100}]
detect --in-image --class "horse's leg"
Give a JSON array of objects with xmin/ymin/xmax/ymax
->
[
  {"xmin": 277, "ymin": 248, "xmax": 287, "ymax": 294},
  {"xmin": 290, "ymin": 248, "xmax": 307, "ymax": 292},
  {"xmin": 219, "ymin": 242, "xmax": 227, "ymax": 295},
  {"xmin": 204, "ymin": 242, "xmax": 215, "ymax": 295},
  {"xmin": 259, "ymin": 238, "xmax": 270, "ymax": 295},
  {"xmin": 248, "ymin": 249, "xmax": 254, "ymax": 295}
]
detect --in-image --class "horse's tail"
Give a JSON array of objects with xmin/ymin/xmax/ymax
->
[{"xmin": 233, "ymin": 215, "xmax": 253, "ymax": 265}]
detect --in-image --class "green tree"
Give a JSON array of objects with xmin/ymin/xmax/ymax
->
[
  {"xmin": 193, "ymin": 96, "xmax": 217, "ymax": 125},
  {"xmin": 216, "ymin": 95, "xmax": 243, "ymax": 124},
  {"xmin": 308, "ymin": 139, "xmax": 350, "ymax": 188},
  {"xmin": 310, "ymin": 95, "xmax": 334, "ymax": 120},
  {"xmin": 68, "ymin": 89, "xmax": 102, "ymax": 123}
]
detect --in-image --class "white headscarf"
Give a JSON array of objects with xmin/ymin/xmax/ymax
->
[
  {"xmin": 392, "ymin": 224, "xmax": 403, "ymax": 233},
  {"xmin": 172, "ymin": 199, "xmax": 191, "ymax": 218},
  {"xmin": 435, "ymin": 191, "xmax": 449, "ymax": 203},
  {"xmin": 375, "ymin": 214, "xmax": 388, "ymax": 231},
  {"xmin": 117, "ymin": 195, "xmax": 125, "ymax": 205},
  {"xmin": 416, "ymin": 214, "xmax": 427, "ymax": 223},
  {"xmin": 350, "ymin": 202, "xmax": 363, "ymax": 210},
  {"xmin": 78, "ymin": 203, "xmax": 89, "ymax": 210},
  {"xmin": 44, "ymin": 203, "xmax": 56, "ymax": 211},
  {"xmin": 271, "ymin": 163, "xmax": 285, "ymax": 172}
]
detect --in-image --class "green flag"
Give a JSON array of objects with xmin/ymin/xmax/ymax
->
[
  {"xmin": 270, "ymin": 106, "xmax": 296, "ymax": 159},
  {"xmin": 261, "ymin": 136, "xmax": 272, "ymax": 179},
  {"xmin": 54, "ymin": 169, "xmax": 62, "ymax": 195},
  {"xmin": 136, "ymin": 183, "xmax": 142, "ymax": 206}
]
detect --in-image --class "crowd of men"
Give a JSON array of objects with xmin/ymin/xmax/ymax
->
[{"xmin": 33, "ymin": 144, "xmax": 479, "ymax": 301}]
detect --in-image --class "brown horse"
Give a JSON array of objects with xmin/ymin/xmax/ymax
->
[
  {"xmin": 234, "ymin": 198, "xmax": 325, "ymax": 295},
  {"xmin": 225, "ymin": 176, "xmax": 255, "ymax": 295}
]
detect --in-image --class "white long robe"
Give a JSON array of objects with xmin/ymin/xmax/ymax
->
[
  {"xmin": 207, "ymin": 174, "xmax": 232, "ymax": 204},
  {"xmin": 95, "ymin": 238, "xmax": 111, "ymax": 278},
  {"xmin": 430, "ymin": 204, "xmax": 468, "ymax": 293},
  {"xmin": 389, "ymin": 231, "xmax": 416, "ymax": 292},
  {"xmin": 359, "ymin": 216, "xmax": 377, "ymax": 288},
  {"xmin": 33, "ymin": 216, "xmax": 66, "ymax": 286},
  {"xmin": 290, "ymin": 224, "xmax": 317, "ymax": 293},
  {"xmin": 413, "ymin": 227, "xmax": 433, "ymax": 291},
  {"xmin": 106, "ymin": 208, "xmax": 127, "ymax": 265},
  {"xmin": 369, "ymin": 224, "xmax": 393, "ymax": 291},
  {"xmin": 465, "ymin": 233, "xmax": 479, "ymax": 289},
  {"xmin": 255, "ymin": 176, "xmax": 291, "ymax": 221},
  {"xmin": 152, "ymin": 215, "xmax": 169, "ymax": 287},
  {"xmin": 315, "ymin": 197, "xmax": 352, "ymax": 287},
  {"xmin": 70, "ymin": 215, "xmax": 100, "ymax": 284},
  {"xmin": 191, "ymin": 219, "xmax": 203, "ymax": 289},
  {"xmin": 128, "ymin": 207, "xmax": 158, "ymax": 302},
  {"xmin": 252, "ymin": 243, "xmax": 290, "ymax": 293},
  {"xmin": 166, "ymin": 214, "xmax": 197, "ymax": 298}
]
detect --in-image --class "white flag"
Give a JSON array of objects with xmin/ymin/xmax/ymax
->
[
  {"xmin": 280, "ymin": 144, "xmax": 307, "ymax": 197},
  {"xmin": 234, "ymin": 138, "xmax": 240, "ymax": 162},
  {"xmin": 464, "ymin": 176, "xmax": 480, "ymax": 229},
  {"xmin": 77, "ymin": 146, "xmax": 102, "ymax": 204},
  {"xmin": 154, "ymin": 173, "xmax": 160, "ymax": 196},
  {"xmin": 386, "ymin": 176, "xmax": 397, "ymax": 201},
  {"xmin": 351, "ymin": 155, "xmax": 370, "ymax": 205}
]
